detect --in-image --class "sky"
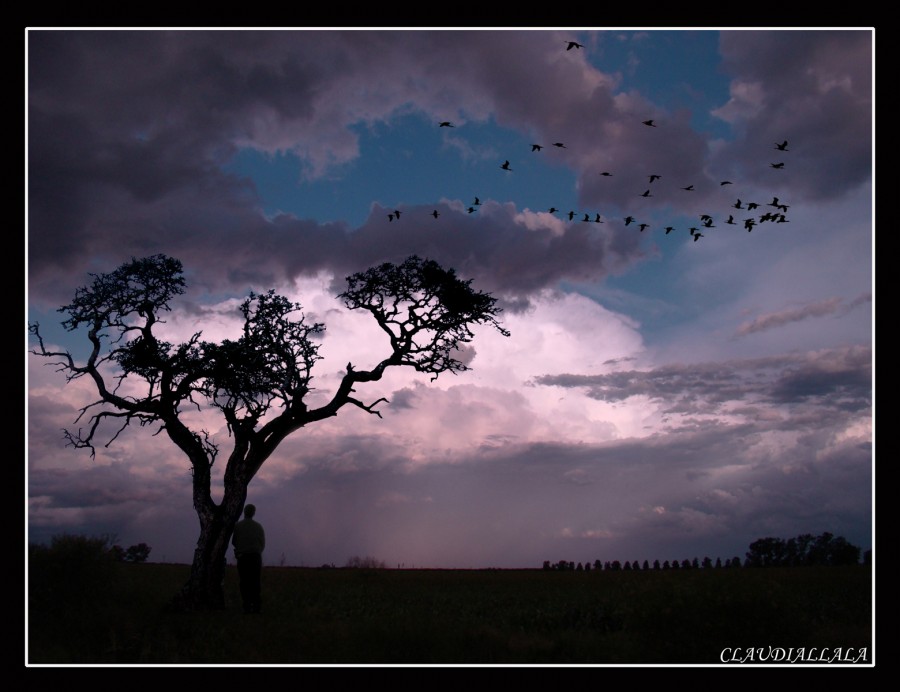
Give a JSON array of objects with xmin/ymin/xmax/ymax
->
[{"xmin": 26, "ymin": 28, "xmax": 873, "ymax": 569}]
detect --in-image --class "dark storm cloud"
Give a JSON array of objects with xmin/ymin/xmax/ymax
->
[
  {"xmin": 342, "ymin": 201, "xmax": 647, "ymax": 297},
  {"xmin": 28, "ymin": 30, "xmax": 871, "ymax": 306},
  {"xmin": 283, "ymin": 420, "xmax": 871, "ymax": 565},
  {"xmin": 535, "ymin": 345, "xmax": 871, "ymax": 415},
  {"xmin": 27, "ymin": 29, "xmax": 654, "ymax": 307},
  {"xmin": 711, "ymin": 30, "xmax": 872, "ymax": 200}
]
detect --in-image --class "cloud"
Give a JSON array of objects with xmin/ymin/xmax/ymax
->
[
  {"xmin": 734, "ymin": 293, "xmax": 872, "ymax": 337},
  {"xmin": 534, "ymin": 345, "xmax": 872, "ymax": 417},
  {"xmin": 30, "ymin": 30, "xmax": 871, "ymax": 309},
  {"xmin": 27, "ymin": 30, "xmax": 872, "ymax": 569},
  {"xmin": 711, "ymin": 30, "xmax": 872, "ymax": 200}
]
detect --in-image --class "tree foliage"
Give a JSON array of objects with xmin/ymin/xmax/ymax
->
[
  {"xmin": 745, "ymin": 532, "xmax": 861, "ymax": 567},
  {"xmin": 339, "ymin": 256, "xmax": 510, "ymax": 380}
]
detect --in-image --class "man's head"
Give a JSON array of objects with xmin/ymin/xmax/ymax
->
[{"xmin": 244, "ymin": 504, "xmax": 256, "ymax": 518}]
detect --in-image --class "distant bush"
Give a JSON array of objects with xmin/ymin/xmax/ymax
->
[
  {"xmin": 30, "ymin": 533, "xmax": 120, "ymax": 589},
  {"xmin": 29, "ymin": 533, "xmax": 123, "ymax": 644},
  {"xmin": 122, "ymin": 542, "xmax": 152, "ymax": 563},
  {"xmin": 345, "ymin": 555, "xmax": 387, "ymax": 569}
]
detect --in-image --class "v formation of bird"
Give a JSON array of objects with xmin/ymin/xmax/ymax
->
[{"xmin": 391, "ymin": 45, "xmax": 791, "ymax": 243}]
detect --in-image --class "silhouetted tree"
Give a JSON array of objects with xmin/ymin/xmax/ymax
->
[
  {"xmin": 785, "ymin": 533, "xmax": 815, "ymax": 566},
  {"xmin": 584, "ymin": 561, "xmax": 591, "ymax": 571},
  {"xmin": 124, "ymin": 542, "xmax": 152, "ymax": 563},
  {"xmin": 543, "ymin": 560, "xmax": 552, "ymax": 570},
  {"xmin": 610, "ymin": 560, "xmax": 621, "ymax": 571},
  {"xmin": 746, "ymin": 537, "xmax": 788, "ymax": 567},
  {"xmin": 576, "ymin": 562, "xmax": 584, "ymax": 571},
  {"xmin": 715, "ymin": 557, "xmax": 722, "ymax": 568},
  {"xmin": 653, "ymin": 559, "xmax": 661, "ymax": 570},
  {"xmin": 662, "ymin": 560, "xmax": 670, "ymax": 570},
  {"xmin": 642, "ymin": 560, "xmax": 650, "ymax": 571},
  {"xmin": 623, "ymin": 560, "xmax": 632, "ymax": 571},
  {"xmin": 807, "ymin": 532, "xmax": 861, "ymax": 566},
  {"xmin": 702, "ymin": 556, "xmax": 712, "ymax": 569},
  {"xmin": 29, "ymin": 254, "xmax": 509, "ymax": 610},
  {"xmin": 594, "ymin": 559, "xmax": 602, "ymax": 571}
]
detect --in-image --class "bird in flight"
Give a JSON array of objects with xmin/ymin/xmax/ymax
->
[
  {"xmin": 531, "ymin": 144, "xmax": 543, "ymax": 152},
  {"xmin": 744, "ymin": 218, "xmax": 756, "ymax": 232},
  {"xmin": 568, "ymin": 211, "xmax": 576, "ymax": 221},
  {"xmin": 690, "ymin": 228, "xmax": 704, "ymax": 241},
  {"xmin": 642, "ymin": 119, "xmax": 657, "ymax": 127},
  {"xmin": 566, "ymin": 41, "xmax": 584, "ymax": 50},
  {"xmin": 394, "ymin": 210, "xmax": 402, "ymax": 219},
  {"xmin": 775, "ymin": 140, "xmax": 789, "ymax": 151},
  {"xmin": 431, "ymin": 210, "xmax": 440, "ymax": 219},
  {"xmin": 648, "ymin": 174, "xmax": 661, "ymax": 183},
  {"xmin": 388, "ymin": 213, "xmax": 395, "ymax": 222},
  {"xmin": 552, "ymin": 142, "xmax": 566, "ymax": 148},
  {"xmin": 501, "ymin": 160, "xmax": 512, "ymax": 171},
  {"xmin": 720, "ymin": 181, "xmax": 733, "ymax": 186},
  {"xmin": 641, "ymin": 189, "xmax": 652, "ymax": 198},
  {"xmin": 472, "ymin": 196, "xmax": 481, "ymax": 206},
  {"xmin": 726, "ymin": 215, "xmax": 736, "ymax": 225},
  {"xmin": 682, "ymin": 185, "xmax": 694, "ymax": 191},
  {"xmin": 665, "ymin": 226, "xmax": 674, "ymax": 235},
  {"xmin": 639, "ymin": 223, "xmax": 649, "ymax": 232},
  {"xmin": 548, "ymin": 207, "xmax": 558, "ymax": 214},
  {"xmin": 467, "ymin": 207, "xmax": 476, "ymax": 214},
  {"xmin": 600, "ymin": 171, "xmax": 613, "ymax": 177},
  {"xmin": 439, "ymin": 121, "xmax": 454, "ymax": 128},
  {"xmin": 594, "ymin": 213, "xmax": 604, "ymax": 223},
  {"xmin": 624, "ymin": 216, "xmax": 635, "ymax": 226},
  {"xmin": 733, "ymin": 199, "xmax": 744, "ymax": 209},
  {"xmin": 582, "ymin": 213, "xmax": 591, "ymax": 222},
  {"xmin": 770, "ymin": 162, "xmax": 785, "ymax": 169},
  {"xmin": 746, "ymin": 202, "xmax": 759, "ymax": 210}
]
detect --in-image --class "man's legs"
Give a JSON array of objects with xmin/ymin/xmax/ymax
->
[{"xmin": 237, "ymin": 553, "xmax": 262, "ymax": 613}]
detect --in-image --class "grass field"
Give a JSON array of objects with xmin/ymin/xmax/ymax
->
[{"xmin": 27, "ymin": 559, "xmax": 872, "ymax": 665}]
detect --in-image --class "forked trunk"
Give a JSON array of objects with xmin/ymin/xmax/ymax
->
[{"xmin": 174, "ymin": 490, "xmax": 247, "ymax": 611}]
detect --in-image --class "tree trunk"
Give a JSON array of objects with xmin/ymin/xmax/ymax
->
[{"xmin": 174, "ymin": 488, "xmax": 247, "ymax": 611}]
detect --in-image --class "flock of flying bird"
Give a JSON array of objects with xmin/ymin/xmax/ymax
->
[{"xmin": 386, "ymin": 42, "xmax": 793, "ymax": 243}]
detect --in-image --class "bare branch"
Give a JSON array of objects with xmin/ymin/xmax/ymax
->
[{"xmin": 345, "ymin": 396, "xmax": 389, "ymax": 418}]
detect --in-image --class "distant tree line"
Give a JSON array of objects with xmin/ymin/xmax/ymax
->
[
  {"xmin": 542, "ymin": 532, "xmax": 866, "ymax": 571},
  {"xmin": 31, "ymin": 533, "xmax": 152, "ymax": 564},
  {"xmin": 542, "ymin": 557, "xmax": 744, "ymax": 572},
  {"xmin": 744, "ymin": 532, "xmax": 862, "ymax": 567}
]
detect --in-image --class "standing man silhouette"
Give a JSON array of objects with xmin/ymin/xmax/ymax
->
[{"xmin": 232, "ymin": 503, "xmax": 266, "ymax": 613}]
